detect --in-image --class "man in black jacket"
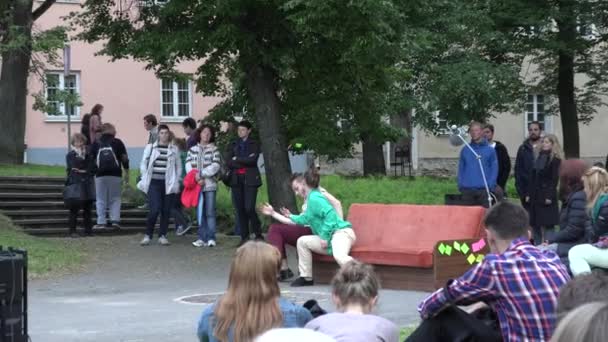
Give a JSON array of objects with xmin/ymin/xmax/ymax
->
[
  {"xmin": 515, "ymin": 121, "xmax": 542, "ymax": 210},
  {"xmin": 483, "ymin": 124, "xmax": 511, "ymax": 196},
  {"xmin": 226, "ymin": 121, "xmax": 263, "ymax": 245}
]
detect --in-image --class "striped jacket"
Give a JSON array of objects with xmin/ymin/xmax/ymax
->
[{"xmin": 185, "ymin": 143, "xmax": 221, "ymax": 192}]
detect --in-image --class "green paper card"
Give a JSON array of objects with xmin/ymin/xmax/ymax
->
[
  {"xmin": 476, "ymin": 254, "xmax": 484, "ymax": 263},
  {"xmin": 461, "ymin": 243, "xmax": 470, "ymax": 254},
  {"xmin": 445, "ymin": 245, "xmax": 453, "ymax": 256},
  {"xmin": 438, "ymin": 243, "xmax": 446, "ymax": 255},
  {"xmin": 467, "ymin": 254, "xmax": 476, "ymax": 265},
  {"xmin": 453, "ymin": 241, "xmax": 461, "ymax": 252}
]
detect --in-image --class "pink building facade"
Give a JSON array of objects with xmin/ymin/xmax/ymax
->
[{"xmin": 25, "ymin": 1, "xmax": 221, "ymax": 165}]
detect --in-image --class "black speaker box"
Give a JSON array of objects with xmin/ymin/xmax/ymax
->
[{"xmin": 0, "ymin": 248, "xmax": 27, "ymax": 342}]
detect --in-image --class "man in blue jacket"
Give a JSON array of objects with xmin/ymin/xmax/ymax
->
[{"xmin": 458, "ymin": 121, "xmax": 498, "ymax": 208}]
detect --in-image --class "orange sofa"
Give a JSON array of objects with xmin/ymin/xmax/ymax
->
[{"xmin": 312, "ymin": 203, "xmax": 487, "ymax": 291}]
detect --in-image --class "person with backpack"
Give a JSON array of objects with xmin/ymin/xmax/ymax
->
[
  {"xmin": 186, "ymin": 124, "xmax": 221, "ymax": 248},
  {"xmin": 138, "ymin": 124, "xmax": 182, "ymax": 246},
  {"xmin": 90, "ymin": 123, "xmax": 130, "ymax": 230}
]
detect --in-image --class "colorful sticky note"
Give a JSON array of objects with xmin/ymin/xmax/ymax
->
[
  {"xmin": 472, "ymin": 238, "xmax": 486, "ymax": 253},
  {"xmin": 453, "ymin": 241, "xmax": 461, "ymax": 252},
  {"xmin": 438, "ymin": 243, "xmax": 446, "ymax": 255},
  {"xmin": 476, "ymin": 254, "xmax": 485, "ymax": 263},
  {"xmin": 467, "ymin": 254, "xmax": 476, "ymax": 265},
  {"xmin": 445, "ymin": 245, "xmax": 453, "ymax": 256},
  {"xmin": 461, "ymin": 243, "xmax": 470, "ymax": 254}
]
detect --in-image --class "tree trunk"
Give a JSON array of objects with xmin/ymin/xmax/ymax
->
[
  {"xmin": 245, "ymin": 65, "xmax": 297, "ymax": 212},
  {"xmin": 361, "ymin": 133, "xmax": 386, "ymax": 176},
  {"xmin": 556, "ymin": 1, "xmax": 579, "ymax": 158},
  {"xmin": 0, "ymin": 0, "xmax": 34, "ymax": 164}
]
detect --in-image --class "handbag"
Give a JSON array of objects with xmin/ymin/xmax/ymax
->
[{"xmin": 63, "ymin": 180, "xmax": 83, "ymax": 206}]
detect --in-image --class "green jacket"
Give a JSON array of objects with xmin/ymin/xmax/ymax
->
[{"xmin": 290, "ymin": 189, "xmax": 352, "ymax": 254}]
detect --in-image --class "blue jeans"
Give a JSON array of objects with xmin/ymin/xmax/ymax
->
[
  {"xmin": 197, "ymin": 191, "xmax": 217, "ymax": 242},
  {"xmin": 146, "ymin": 179, "xmax": 176, "ymax": 237}
]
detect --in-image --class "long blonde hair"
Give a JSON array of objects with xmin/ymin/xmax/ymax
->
[
  {"xmin": 543, "ymin": 134, "xmax": 564, "ymax": 160},
  {"xmin": 551, "ymin": 302, "xmax": 608, "ymax": 342},
  {"xmin": 582, "ymin": 167, "xmax": 608, "ymax": 211},
  {"xmin": 213, "ymin": 242, "xmax": 283, "ymax": 342}
]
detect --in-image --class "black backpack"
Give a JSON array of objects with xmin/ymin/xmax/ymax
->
[{"xmin": 96, "ymin": 142, "xmax": 120, "ymax": 173}]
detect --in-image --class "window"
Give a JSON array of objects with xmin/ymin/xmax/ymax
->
[
  {"xmin": 160, "ymin": 78, "xmax": 192, "ymax": 118},
  {"xmin": 433, "ymin": 111, "xmax": 451, "ymax": 135},
  {"xmin": 45, "ymin": 72, "xmax": 80, "ymax": 118},
  {"xmin": 525, "ymin": 94, "xmax": 551, "ymax": 133}
]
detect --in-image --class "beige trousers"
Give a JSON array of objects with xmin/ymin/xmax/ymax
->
[{"xmin": 296, "ymin": 228, "xmax": 357, "ymax": 278}]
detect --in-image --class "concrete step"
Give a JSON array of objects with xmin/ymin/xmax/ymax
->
[
  {"xmin": 0, "ymin": 183, "xmax": 64, "ymax": 192},
  {"xmin": 1, "ymin": 208, "xmax": 149, "ymax": 218},
  {"xmin": 11, "ymin": 217, "xmax": 162, "ymax": 227},
  {"xmin": 0, "ymin": 192, "xmax": 63, "ymax": 200},
  {"xmin": 0, "ymin": 201, "xmax": 140, "ymax": 209},
  {"xmin": 22, "ymin": 226, "xmax": 148, "ymax": 236},
  {"xmin": 0, "ymin": 176, "xmax": 65, "ymax": 185}
]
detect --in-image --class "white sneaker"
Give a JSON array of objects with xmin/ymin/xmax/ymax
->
[
  {"xmin": 140, "ymin": 235, "xmax": 151, "ymax": 246},
  {"xmin": 207, "ymin": 240, "xmax": 216, "ymax": 247},
  {"xmin": 158, "ymin": 236, "xmax": 170, "ymax": 246},
  {"xmin": 192, "ymin": 239, "xmax": 205, "ymax": 248}
]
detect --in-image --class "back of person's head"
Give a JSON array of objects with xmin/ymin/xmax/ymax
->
[
  {"xmin": 100, "ymin": 123, "xmax": 116, "ymax": 136},
  {"xmin": 214, "ymin": 241, "xmax": 282, "ymax": 342},
  {"xmin": 182, "ymin": 117, "xmax": 196, "ymax": 130},
  {"xmin": 557, "ymin": 271, "xmax": 608, "ymax": 316},
  {"xmin": 558, "ymin": 159, "xmax": 589, "ymax": 200},
  {"xmin": 331, "ymin": 261, "xmax": 380, "ymax": 313},
  {"xmin": 173, "ymin": 137, "xmax": 187, "ymax": 152},
  {"xmin": 255, "ymin": 328, "xmax": 336, "ymax": 342},
  {"xmin": 303, "ymin": 167, "xmax": 320, "ymax": 189},
  {"xmin": 551, "ymin": 302, "xmax": 608, "ymax": 342},
  {"xmin": 91, "ymin": 103, "xmax": 103, "ymax": 116},
  {"xmin": 582, "ymin": 167, "xmax": 608, "ymax": 211},
  {"xmin": 143, "ymin": 114, "xmax": 158, "ymax": 126},
  {"xmin": 483, "ymin": 201, "xmax": 529, "ymax": 241}
]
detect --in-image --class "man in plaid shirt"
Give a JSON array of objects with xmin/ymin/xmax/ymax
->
[{"xmin": 407, "ymin": 201, "xmax": 571, "ymax": 342}]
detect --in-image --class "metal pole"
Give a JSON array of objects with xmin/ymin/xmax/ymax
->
[{"xmin": 64, "ymin": 44, "xmax": 71, "ymax": 151}]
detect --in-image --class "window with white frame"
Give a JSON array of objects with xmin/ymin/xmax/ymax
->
[
  {"xmin": 45, "ymin": 72, "xmax": 80, "ymax": 118},
  {"xmin": 525, "ymin": 94, "xmax": 551, "ymax": 133},
  {"xmin": 160, "ymin": 78, "xmax": 191, "ymax": 118},
  {"xmin": 433, "ymin": 111, "xmax": 451, "ymax": 135}
]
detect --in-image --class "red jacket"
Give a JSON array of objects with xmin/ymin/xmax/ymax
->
[{"xmin": 181, "ymin": 169, "xmax": 201, "ymax": 208}]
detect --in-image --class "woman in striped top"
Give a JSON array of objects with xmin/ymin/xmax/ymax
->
[
  {"xmin": 138, "ymin": 124, "xmax": 182, "ymax": 246},
  {"xmin": 186, "ymin": 124, "xmax": 221, "ymax": 247}
]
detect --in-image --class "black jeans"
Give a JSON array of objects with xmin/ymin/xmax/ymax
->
[
  {"xmin": 231, "ymin": 175, "xmax": 261, "ymax": 241},
  {"xmin": 68, "ymin": 200, "xmax": 93, "ymax": 234},
  {"xmin": 146, "ymin": 179, "xmax": 176, "ymax": 238},
  {"xmin": 406, "ymin": 306, "xmax": 502, "ymax": 342}
]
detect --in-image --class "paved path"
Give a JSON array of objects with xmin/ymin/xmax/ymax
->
[{"xmin": 29, "ymin": 234, "xmax": 428, "ymax": 342}]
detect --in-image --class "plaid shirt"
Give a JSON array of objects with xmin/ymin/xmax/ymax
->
[{"xmin": 418, "ymin": 237, "xmax": 571, "ymax": 341}]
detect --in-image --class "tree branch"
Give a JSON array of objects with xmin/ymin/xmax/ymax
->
[{"xmin": 32, "ymin": 0, "xmax": 56, "ymax": 22}]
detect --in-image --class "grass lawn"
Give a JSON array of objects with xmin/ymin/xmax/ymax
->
[
  {"xmin": 0, "ymin": 163, "xmax": 66, "ymax": 177},
  {"xmin": 0, "ymin": 214, "xmax": 84, "ymax": 279}
]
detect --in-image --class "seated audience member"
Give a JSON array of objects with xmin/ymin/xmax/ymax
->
[
  {"xmin": 267, "ymin": 173, "xmax": 343, "ymax": 282},
  {"xmin": 407, "ymin": 201, "xmax": 571, "ymax": 342},
  {"xmin": 568, "ymin": 167, "xmax": 608, "ymax": 276},
  {"xmin": 541, "ymin": 159, "xmax": 589, "ymax": 259},
  {"xmin": 260, "ymin": 168, "xmax": 356, "ymax": 287},
  {"xmin": 255, "ymin": 328, "xmax": 336, "ymax": 342},
  {"xmin": 197, "ymin": 241, "xmax": 312, "ymax": 342},
  {"xmin": 305, "ymin": 261, "xmax": 399, "ymax": 342},
  {"xmin": 556, "ymin": 271, "xmax": 608, "ymax": 317},
  {"xmin": 551, "ymin": 302, "xmax": 608, "ymax": 342}
]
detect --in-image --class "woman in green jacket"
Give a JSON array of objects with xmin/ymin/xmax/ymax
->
[{"xmin": 261, "ymin": 168, "xmax": 357, "ymax": 287}]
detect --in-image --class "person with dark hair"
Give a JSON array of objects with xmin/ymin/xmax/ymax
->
[
  {"xmin": 482, "ymin": 124, "xmax": 511, "ymax": 194},
  {"xmin": 261, "ymin": 168, "xmax": 356, "ymax": 287},
  {"xmin": 186, "ymin": 124, "xmax": 221, "ymax": 247},
  {"xmin": 90, "ymin": 123, "xmax": 130, "ymax": 230},
  {"xmin": 143, "ymin": 114, "xmax": 159, "ymax": 144},
  {"xmin": 527, "ymin": 134, "xmax": 563, "ymax": 244},
  {"xmin": 457, "ymin": 121, "xmax": 498, "ymax": 207},
  {"xmin": 81, "ymin": 114, "xmax": 92, "ymax": 144},
  {"xmin": 138, "ymin": 124, "xmax": 182, "ymax": 246},
  {"xmin": 407, "ymin": 201, "xmax": 570, "ymax": 342},
  {"xmin": 87, "ymin": 104, "xmax": 104, "ymax": 145},
  {"xmin": 305, "ymin": 261, "xmax": 399, "ymax": 342},
  {"xmin": 540, "ymin": 159, "xmax": 589, "ymax": 259},
  {"xmin": 515, "ymin": 121, "xmax": 543, "ymax": 210},
  {"xmin": 171, "ymin": 137, "xmax": 193, "ymax": 236},
  {"xmin": 182, "ymin": 117, "xmax": 198, "ymax": 149},
  {"xmin": 65, "ymin": 133, "xmax": 95, "ymax": 237},
  {"xmin": 557, "ymin": 271, "xmax": 608, "ymax": 317},
  {"xmin": 267, "ymin": 174, "xmax": 343, "ymax": 282},
  {"xmin": 226, "ymin": 120, "xmax": 263, "ymax": 245}
]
